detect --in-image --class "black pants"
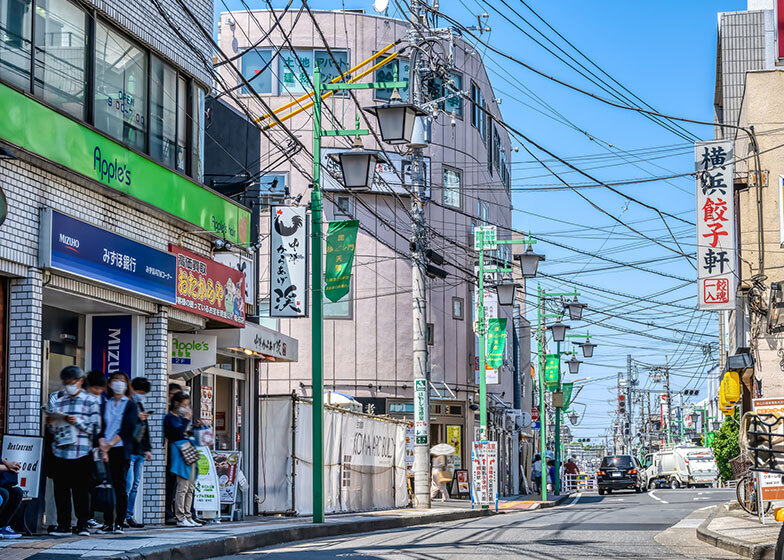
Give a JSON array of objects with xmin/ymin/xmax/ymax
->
[
  {"xmin": 165, "ymin": 471, "xmax": 176, "ymax": 519},
  {"xmin": 105, "ymin": 447, "xmax": 128, "ymax": 527},
  {"xmin": 0, "ymin": 486, "xmax": 23, "ymax": 527},
  {"xmin": 53, "ymin": 454, "xmax": 92, "ymax": 530}
]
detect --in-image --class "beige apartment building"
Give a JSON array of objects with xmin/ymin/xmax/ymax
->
[{"xmin": 216, "ymin": 9, "xmax": 533, "ymax": 493}]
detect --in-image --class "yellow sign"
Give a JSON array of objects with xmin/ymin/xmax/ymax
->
[{"xmin": 447, "ymin": 425, "xmax": 461, "ymax": 457}]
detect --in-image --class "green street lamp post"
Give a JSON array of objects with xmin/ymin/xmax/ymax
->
[{"xmin": 310, "ymin": 65, "xmax": 407, "ymax": 523}]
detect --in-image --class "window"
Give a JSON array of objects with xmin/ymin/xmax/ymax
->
[
  {"xmin": 335, "ymin": 195, "xmax": 353, "ymax": 216},
  {"xmin": 175, "ymin": 75, "xmax": 187, "ymax": 171},
  {"xmin": 192, "ymin": 85, "xmax": 205, "ymax": 181},
  {"xmin": 487, "ymin": 112, "xmax": 493, "ymax": 176},
  {"xmin": 471, "ymin": 82, "xmax": 486, "ymax": 141},
  {"xmin": 375, "ymin": 56, "xmax": 409, "ymax": 101},
  {"xmin": 442, "ymin": 167, "xmax": 461, "ymax": 208},
  {"xmin": 452, "ymin": 296, "xmax": 464, "ymax": 320},
  {"xmin": 315, "ymin": 49, "xmax": 348, "ymax": 85},
  {"xmin": 0, "ymin": 0, "xmax": 32, "ymax": 90},
  {"xmin": 426, "ymin": 323, "xmax": 434, "ymax": 345},
  {"xmin": 493, "ymin": 126, "xmax": 501, "ymax": 174},
  {"xmin": 149, "ymin": 56, "xmax": 177, "ymax": 167},
  {"xmin": 278, "ymin": 49, "xmax": 312, "ymax": 94},
  {"xmin": 33, "ymin": 0, "xmax": 86, "ymax": 119},
  {"xmin": 94, "ymin": 21, "xmax": 147, "ymax": 152},
  {"xmin": 240, "ymin": 48, "xmax": 273, "ymax": 94},
  {"xmin": 439, "ymin": 71, "xmax": 462, "ymax": 117},
  {"xmin": 478, "ymin": 200, "xmax": 489, "ymax": 223}
]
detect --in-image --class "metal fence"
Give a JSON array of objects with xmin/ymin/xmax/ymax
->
[{"xmin": 563, "ymin": 473, "xmax": 596, "ymax": 492}]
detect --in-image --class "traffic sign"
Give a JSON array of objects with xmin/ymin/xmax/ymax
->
[{"xmin": 531, "ymin": 407, "xmax": 539, "ymax": 421}]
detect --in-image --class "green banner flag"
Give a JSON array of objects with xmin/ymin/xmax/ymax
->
[
  {"xmin": 325, "ymin": 220, "xmax": 359, "ymax": 303},
  {"xmin": 562, "ymin": 382, "xmax": 574, "ymax": 409},
  {"xmin": 486, "ymin": 318, "xmax": 507, "ymax": 369},
  {"xmin": 544, "ymin": 354, "xmax": 560, "ymax": 391}
]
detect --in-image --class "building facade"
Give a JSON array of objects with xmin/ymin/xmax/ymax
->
[
  {"xmin": 216, "ymin": 9, "xmax": 531, "ymax": 493},
  {"xmin": 0, "ymin": 0, "xmax": 297, "ymax": 527}
]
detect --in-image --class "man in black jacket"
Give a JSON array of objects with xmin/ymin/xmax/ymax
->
[{"xmin": 125, "ymin": 377, "xmax": 152, "ymax": 528}]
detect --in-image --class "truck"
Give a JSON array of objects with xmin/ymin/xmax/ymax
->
[{"xmin": 642, "ymin": 445, "xmax": 719, "ymax": 489}]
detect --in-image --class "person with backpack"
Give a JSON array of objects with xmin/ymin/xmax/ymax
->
[
  {"xmin": 96, "ymin": 372, "xmax": 138, "ymax": 534},
  {"xmin": 125, "ymin": 377, "xmax": 152, "ymax": 528}
]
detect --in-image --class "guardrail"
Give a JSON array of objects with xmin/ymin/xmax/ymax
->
[{"xmin": 563, "ymin": 473, "xmax": 596, "ymax": 492}]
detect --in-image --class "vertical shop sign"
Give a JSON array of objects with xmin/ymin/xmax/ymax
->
[
  {"xmin": 544, "ymin": 354, "xmax": 560, "ymax": 391},
  {"xmin": 447, "ymin": 425, "xmax": 462, "ymax": 469},
  {"xmin": 485, "ymin": 318, "xmax": 507, "ymax": 369},
  {"xmin": 269, "ymin": 206, "xmax": 308, "ymax": 317},
  {"xmin": 471, "ymin": 440, "xmax": 498, "ymax": 507},
  {"xmin": 170, "ymin": 245, "xmax": 246, "ymax": 327},
  {"xmin": 90, "ymin": 315, "xmax": 133, "ymax": 376},
  {"xmin": 324, "ymin": 220, "xmax": 358, "ymax": 303},
  {"xmin": 193, "ymin": 447, "xmax": 220, "ymax": 513},
  {"xmin": 200, "ymin": 385, "xmax": 214, "ymax": 425},
  {"xmin": 414, "ymin": 379, "xmax": 428, "ymax": 444},
  {"xmin": 695, "ymin": 140, "xmax": 735, "ymax": 311}
]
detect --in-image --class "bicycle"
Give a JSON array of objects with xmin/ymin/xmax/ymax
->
[{"xmin": 735, "ymin": 472, "xmax": 771, "ymax": 515}]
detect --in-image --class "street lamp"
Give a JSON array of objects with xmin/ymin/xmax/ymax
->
[
  {"xmin": 327, "ymin": 137, "xmax": 380, "ymax": 190},
  {"xmin": 566, "ymin": 354, "xmax": 582, "ymax": 375},
  {"xmin": 364, "ymin": 91, "xmax": 427, "ymax": 145},
  {"xmin": 569, "ymin": 411, "xmax": 579, "ymax": 425},
  {"xmin": 576, "ymin": 337, "xmax": 596, "ymax": 358},
  {"xmin": 495, "ymin": 279, "xmax": 518, "ymax": 306},
  {"xmin": 516, "ymin": 243, "xmax": 544, "ymax": 278},
  {"xmin": 564, "ymin": 296, "xmax": 587, "ymax": 321},
  {"xmin": 547, "ymin": 319, "xmax": 570, "ymax": 342}
]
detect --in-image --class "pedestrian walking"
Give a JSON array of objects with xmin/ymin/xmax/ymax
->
[
  {"xmin": 532, "ymin": 454, "xmax": 542, "ymax": 493},
  {"xmin": 0, "ymin": 458, "xmax": 23, "ymax": 538},
  {"xmin": 47, "ymin": 366, "xmax": 100, "ymax": 537},
  {"xmin": 547, "ymin": 459, "xmax": 556, "ymax": 493},
  {"xmin": 97, "ymin": 372, "xmax": 139, "ymax": 534},
  {"xmin": 430, "ymin": 455, "xmax": 450, "ymax": 501},
  {"xmin": 165, "ymin": 392, "xmax": 200, "ymax": 527},
  {"xmin": 126, "ymin": 377, "xmax": 152, "ymax": 528}
]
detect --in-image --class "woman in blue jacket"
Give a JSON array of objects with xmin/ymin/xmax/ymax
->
[
  {"xmin": 164, "ymin": 392, "xmax": 199, "ymax": 527},
  {"xmin": 97, "ymin": 372, "xmax": 138, "ymax": 534}
]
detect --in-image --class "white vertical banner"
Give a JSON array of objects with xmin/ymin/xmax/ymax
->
[
  {"xmin": 270, "ymin": 206, "xmax": 308, "ymax": 317},
  {"xmin": 471, "ymin": 440, "xmax": 498, "ymax": 508},
  {"xmin": 696, "ymin": 140, "xmax": 736, "ymax": 311},
  {"xmin": 474, "ymin": 265, "xmax": 498, "ymax": 384}
]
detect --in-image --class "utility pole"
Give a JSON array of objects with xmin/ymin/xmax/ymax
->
[
  {"xmin": 626, "ymin": 355, "xmax": 633, "ymax": 454},
  {"xmin": 665, "ymin": 355, "xmax": 672, "ymax": 445},
  {"xmin": 408, "ymin": 1, "xmax": 430, "ymax": 510}
]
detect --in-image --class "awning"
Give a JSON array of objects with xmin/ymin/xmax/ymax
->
[{"xmin": 201, "ymin": 322, "xmax": 298, "ymax": 362}]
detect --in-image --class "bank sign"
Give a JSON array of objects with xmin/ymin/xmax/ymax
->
[
  {"xmin": 91, "ymin": 315, "xmax": 133, "ymax": 375},
  {"xmin": 170, "ymin": 333, "xmax": 217, "ymax": 375},
  {"xmin": 40, "ymin": 209, "xmax": 176, "ymax": 304}
]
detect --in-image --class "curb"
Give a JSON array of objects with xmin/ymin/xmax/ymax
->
[
  {"xmin": 529, "ymin": 493, "xmax": 574, "ymax": 510},
  {"xmin": 695, "ymin": 505, "xmax": 776, "ymax": 560},
  {"xmin": 119, "ymin": 508, "xmax": 496, "ymax": 560}
]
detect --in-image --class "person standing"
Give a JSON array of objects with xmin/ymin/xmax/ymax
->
[
  {"xmin": 564, "ymin": 456, "xmax": 579, "ymax": 492},
  {"xmin": 165, "ymin": 392, "xmax": 199, "ymax": 527},
  {"xmin": 164, "ymin": 384, "xmax": 183, "ymax": 523},
  {"xmin": 125, "ymin": 377, "xmax": 152, "ymax": 528},
  {"xmin": 97, "ymin": 372, "xmax": 138, "ymax": 534},
  {"xmin": 531, "ymin": 454, "xmax": 542, "ymax": 494},
  {"xmin": 48, "ymin": 366, "xmax": 100, "ymax": 537}
]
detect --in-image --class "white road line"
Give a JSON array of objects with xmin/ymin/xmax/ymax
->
[
  {"xmin": 697, "ymin": 505, "xmax": 715, "ymax": 511},
  {"xmin": 648, "ymin": 490, "xmax": 669, "ymax": 504},
  {"xmin": 563, "ymin": 492, "xmax": 582, "ymax": 508}
]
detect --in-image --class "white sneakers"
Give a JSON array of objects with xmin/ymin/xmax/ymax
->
[{"xmin": 176, "ymin": 519, "xmax": 200, "ymax": 527}]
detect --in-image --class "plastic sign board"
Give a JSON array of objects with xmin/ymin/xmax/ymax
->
[
  {"xmin": 1, "ymin": 435, "xmax": 43, "ymax": 498},
  {"xmin": 40, "ymin": 208, "xmax": 176, "ymax": 304},
  {"xmin": 695, "ymin": 140, "xmax": 735, "ymax": 311},
  {"xmin": 753, "ymin": 398, "xmax": 784, "ymax": 416},
  {"xmin": 170, "ymin": 333, "xmax": 217, "ymax": 375},
  {"xmin": 269, "ymin": 206, "xmax": 308, "ymax": 317},
  {"xmin": 471, "ymin": 440, "xmax": 498, "ymax": 508},
  {"xmin": 194, "ymin": 446, "xmax": 220, "ymax": 513},
  {"xmin": 90, "ymin": 315, "xmax": 133, "ymax": 376},
  {"xmin": 414, "ymin": 379, "xmax": 428, "ymax": 444},
  {"xmin": 474, "ymin": 226, "xmax": 497, "ymax": 251}
]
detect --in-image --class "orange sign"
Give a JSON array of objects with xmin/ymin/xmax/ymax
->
[
  {"xmin": 760, "ymin": 471, "xmax": 784, "ymax": 501},
  {"xmin": 753, "ymin": 398, "xmax": 784, "ymax": 417}
]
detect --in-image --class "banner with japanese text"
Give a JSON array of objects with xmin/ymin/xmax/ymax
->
[
  {"xmin": 325, "ymin": 220, "xmax": 358, "ymax": 303},
  {"xmin": 544, "ymin": 354, "xmax": 560, "ymax": 391},
  {"xmin": 485, "ymin": 318, "xmax": 507, "ymax": 369},
  {"xmin": 562, "ymin": 382, "xmax": 574, "ymax": 409},
  {"xmin": 270, "ymin": 206, "xmax": 308, "ymax": 317},
  {"xmin": 695, "ymin": 140, "xmax": 735, "ymax": 311}
]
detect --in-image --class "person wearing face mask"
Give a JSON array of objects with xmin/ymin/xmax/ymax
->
[
  {"xmin": 164, "ymin": 392, "xmax": 199, "ymax": 527},
  {"xmin": 47, "ymin": 366, "xmax": 101, "ymax": 537},
  {"xmin": 125, "ymin": 377, "xmax": 152, "ymax": 528},
  {"xmin": 96, "ymin": 372, "xmax": 139, "ymax": 534}
]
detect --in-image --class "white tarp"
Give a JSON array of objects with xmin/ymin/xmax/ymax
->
[{"xmin": 258, "ymin": 396, "xmax": 408, "ymax": 515}]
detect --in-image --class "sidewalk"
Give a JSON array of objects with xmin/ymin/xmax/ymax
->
[
  {"xmin": 497, "ymin": 491, "xmax": 575, "ymax": 511},
  {"xmin": 0, "ymin": 502, "xmax": 492, "ymax": 560},
  {"xmin": 696, "ymin": 502, "xmax": 779, "ymax": 559}
]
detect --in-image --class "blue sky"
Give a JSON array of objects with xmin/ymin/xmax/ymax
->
[{"xmin": 216, "ymin": 0, "xmax": 747, "ymax": 442}]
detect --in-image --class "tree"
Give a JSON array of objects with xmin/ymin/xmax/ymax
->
[{"xmin": 711, "ymin": 409, "xmax": 739, "ymax": 482}]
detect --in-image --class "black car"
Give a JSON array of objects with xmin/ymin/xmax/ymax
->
[{"xmin": 597, "ymin": 455, "xmax": 645, "ymax": 495}]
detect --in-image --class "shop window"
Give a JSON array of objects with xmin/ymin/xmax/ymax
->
[
  {"xmin": 374, "ymin": 56, "xmax": 409, "ymax": 101},
  {"xmin": 443, "ymin": 167, "xmax": 461, "ymax": 208},
  {"xmin": 0, "ymin": 0, "xmax": 32, "ymax": 91},
  {"xmin": 94, "ymin": 21, "xmax": 147, "ymax": 152},
  {"xmin": 32, "ymin": 0, "xmax": 86, "ymax": 119},
  {"xmin": 149, "ymin": 55, "xmax": 177, "ymax": 168},
  {"xmin": 240, "ymin": 48, "xmax": 273, "ymax": 94}
]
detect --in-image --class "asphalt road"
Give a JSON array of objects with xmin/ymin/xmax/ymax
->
[{"xmin": 213, "ymin": 487, "xmax": 740, "ymax": 559}]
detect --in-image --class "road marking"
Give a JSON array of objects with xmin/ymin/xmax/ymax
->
[
  {"xmin": 697, "ymin": 505, "xmax": 715, "ymax": 511},
  {"xmin": 563, "ymin": 493, "xmax": 582, "ymax": 508},
  {"xmin": 648, "ymin": 490, "xmax": 669, "ymax": 504}
]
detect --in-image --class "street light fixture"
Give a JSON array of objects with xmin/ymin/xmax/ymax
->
[
  {"xmin": 576, "ymin": 337, "xmax": 596, "ymax": 358},
  {"xmin": 327, "ymin": 136, "xmax": 380, "ymax": 190},
  {"xmin": 364, "ymin": 91, "xmax": 427, "ymax": 145},
  {"xmin": 569, "ymin": 411, "xmax": 579, "ymax": 425},
  {"xmin": 495, "ymin": 278, "xmax": 518, "ymax": 306},
  {"xmin": 566, "ymin": 354, "xmax": 582, "ymax": 375},
  {"xmin": 547, "ymin": 318, "xmax": 570, "ymax": 343},
  {"xmin": 516, "ymin": 243, "xmax": 544, "ymax": 278},
  {"xmin": 564, "ymin": 296, "xmax": 587, "ymax": 321}
]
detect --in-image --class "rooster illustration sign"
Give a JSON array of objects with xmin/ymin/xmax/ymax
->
[{"xmin": 269, "ymin": 206, "xmax": 308, "ymax": 317}]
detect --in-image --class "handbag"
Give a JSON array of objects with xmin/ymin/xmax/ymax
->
[
  {"xmin": 437, "ymin": 471, "xmax": 452, "ymax": 483},
  {"xmin": 178, "ymin": 441, "xmax": 199, "ymax": 466},
  {"xmin": 93, "ymin": 478, "xmax": 115, "ymax": 513},
  {"xmin": 192, "ymin": 426, "xmax": 214, "ymax": 447}
]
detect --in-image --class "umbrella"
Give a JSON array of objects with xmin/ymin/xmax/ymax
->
[{"xmin": 430, "ymin": 443, "xmax": 456, "ymax": 456}]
